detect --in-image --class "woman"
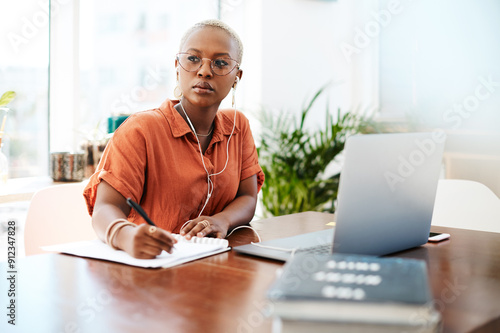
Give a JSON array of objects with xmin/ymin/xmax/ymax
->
[{"xmin": 83, "ymin": 19, "xmax": 264, "ymax": 259}]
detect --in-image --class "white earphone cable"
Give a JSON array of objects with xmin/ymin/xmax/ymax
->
[{"xmin": 179, "ymin": 82, "xmax": 237, "ymax": 218}]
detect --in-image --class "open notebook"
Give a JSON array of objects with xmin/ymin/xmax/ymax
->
[{"xmin": 42, "ymin": 234, "xmax": 230, "ymax": 269}]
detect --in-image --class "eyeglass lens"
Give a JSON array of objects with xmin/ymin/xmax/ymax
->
[{"xmin": 177, "ymin": 53, "xmax": 237, "ymax": 76}]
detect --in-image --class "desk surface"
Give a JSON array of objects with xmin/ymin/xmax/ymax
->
[{"xmin": 2, "ymin": 212, "xmax": 500, "ymax": 333}]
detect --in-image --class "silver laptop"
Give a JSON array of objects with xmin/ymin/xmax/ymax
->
[{"xmin": 233, "ymin": 132, "xmax": 446, "ymax": 261}]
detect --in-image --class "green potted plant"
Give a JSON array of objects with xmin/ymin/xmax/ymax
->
[{"xmin": 257, "ymin": 86, "xmax": 368, "ymax": 217}]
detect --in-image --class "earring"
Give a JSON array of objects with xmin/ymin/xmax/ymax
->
[
  {"xmin": 174, "ymin": 85, "xmax": 182, "ymax": 99},
  {"xmin": 174, "ymin": 75, "xmax": 182, "ymax": 99}
]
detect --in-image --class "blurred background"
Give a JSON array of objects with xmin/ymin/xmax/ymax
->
[
  {"xmin": 0, "ymin": 0, "xmax": 499, "ymax": 260},
  {"xmin": 0, "ymin": 0, "xmax": 499, "ymax": 200}
]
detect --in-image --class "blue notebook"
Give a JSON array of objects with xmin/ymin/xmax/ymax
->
[{"xmin": 267, "ymin": 253, "xmax": 441, "ymax": 330}]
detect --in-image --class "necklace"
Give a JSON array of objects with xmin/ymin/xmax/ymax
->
[
  {"xmin": 196, "ymin": 125, "xmax": 214, "ymax": 137},
  {"xmin": 178, "ymin": 101, "xmax": 214, "ymax": 137}
]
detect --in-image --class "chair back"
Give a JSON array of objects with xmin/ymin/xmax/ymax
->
[
  {"xmin": 24, "ymin": 182, "xmax": 97, "ymax": 256},
  {"xmin": 432, "ymin": 179, "xmax": 500, "ymax": 233}
]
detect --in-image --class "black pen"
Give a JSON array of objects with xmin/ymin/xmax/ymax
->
[{"xmin": 126, "ymin": 198, "xmax": 156, "ymax": 226}]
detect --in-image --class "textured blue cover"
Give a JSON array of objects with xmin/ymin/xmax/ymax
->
[{"xmin": 267, "ymin": 253, "xmax": 432, "ymax": 305}]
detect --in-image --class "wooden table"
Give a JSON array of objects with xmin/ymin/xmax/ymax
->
[{"xmin": 2, "ymin": 212, "xmax": 500, "ymax": 333}]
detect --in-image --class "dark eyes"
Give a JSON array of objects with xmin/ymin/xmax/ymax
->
[
  {"xmin": 187, "ymin": 55, "xmax": 201, "ymax": 63},
  {"xmin": 186, "ymin": 55, "xmax": 229, "ymax": 68},
  {"xmin": 177, "ymin": 53, "xmax": 238, "ymax": 76},
  {"xmin": 213, "ymin": 59, "xmax": 230, "ymax": 68}
]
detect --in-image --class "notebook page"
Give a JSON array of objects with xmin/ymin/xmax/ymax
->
[
  {"xmin": 42, "ymin": 239, "xmax": 229, "ymax": 268},
  {"xmin": 171, "ymin": 233, "xmax": 229, "ymax": 247}
]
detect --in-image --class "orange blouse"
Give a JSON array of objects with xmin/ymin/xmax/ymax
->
[{"xmin": 83, "ymin": 99, "xmax": 264, "ymax": 233}]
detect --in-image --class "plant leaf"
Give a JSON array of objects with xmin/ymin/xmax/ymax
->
[
  {"xmin": 0, "ymin": 91, "xmax": 16, "ymax": 107},
  {"xmin": 257, "ymin": 85, "xmax": 370, "ymax": 216}
]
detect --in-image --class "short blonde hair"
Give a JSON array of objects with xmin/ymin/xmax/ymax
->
[{"xmin": 179, "ymin": 19, "xmax": 244, "ymax": 64}]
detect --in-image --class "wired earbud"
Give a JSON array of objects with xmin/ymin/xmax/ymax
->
[{"xmin": 232, "ymin": 76, "xmax": 240, "ymax": 108}]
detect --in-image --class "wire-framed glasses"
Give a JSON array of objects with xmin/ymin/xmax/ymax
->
[{"xmin": 176, "ymin": 52, "xmax": 239, "ymax": 76}]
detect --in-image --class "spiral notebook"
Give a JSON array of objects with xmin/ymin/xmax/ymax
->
[{"xmin": 42, "ymin": 234, "xmax": 230, "ymax": 268}]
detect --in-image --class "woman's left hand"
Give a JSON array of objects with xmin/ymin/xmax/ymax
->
[{"xmin": 180, "ymin": 216, "xmax": 228, "ymax": 239}]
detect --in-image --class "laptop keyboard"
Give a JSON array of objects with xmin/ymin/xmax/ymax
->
[{"xmin": 295, "ymin": 243, "xmax": 332, "ymax": 255}]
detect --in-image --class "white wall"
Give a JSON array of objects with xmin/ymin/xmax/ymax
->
[
  {"xmin": 225, "ymin": 0, "xmax": 383, "ymax": 131},
  {"xmin": 258, "ymin": 0, "xmax": 369, "ymax": 126},
  {"xmin": 379, "ymin": 0, "xmax": 500, "ymax": 132},
  {"xmin": 227, "ymin": 0, "xmax": 500, "ymax": 136},
  {"xmin": 231, "ymin": 0, "xmax": 500, "ymax": 195}
]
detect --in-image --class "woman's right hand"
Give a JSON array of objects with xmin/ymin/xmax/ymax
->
[
  {"xmin": 115, "ymin": 223, "xmax": 177, "ymax": 259},
  {"xmin": 92, "ymin": 180, "xmax": 177, "ymax": 259}
]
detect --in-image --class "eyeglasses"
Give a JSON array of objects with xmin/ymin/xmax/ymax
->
[{"xmin": 176, "ymin": 52, "xmax": 239, "ymax": 76}]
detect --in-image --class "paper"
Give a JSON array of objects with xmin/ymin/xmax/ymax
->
[{"xmin": 42, "ymin": 239, "xmax": 230, "ymax": 268}]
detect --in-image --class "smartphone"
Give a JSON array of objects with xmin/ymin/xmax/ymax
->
[{"xmin": 428, "ymin": 232, "xmax": 450, "ymax": 242}]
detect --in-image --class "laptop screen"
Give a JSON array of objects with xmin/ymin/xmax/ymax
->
[{"xmin": 332, "ymin": 132, "xmax": 446, "ymax": 255}]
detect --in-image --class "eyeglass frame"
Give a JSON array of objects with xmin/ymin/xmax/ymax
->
[{"xmin": 176, "ymin": 52, "xmax": 240, "ymax": 76}]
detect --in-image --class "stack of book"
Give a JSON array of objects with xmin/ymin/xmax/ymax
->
[{"xmin": 267, "ymin": 253, "xmax": 441, "ymax": 333}]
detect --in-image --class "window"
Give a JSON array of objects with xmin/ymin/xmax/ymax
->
[
  {"xmin": 51, "ymin": 0, "xmax": 220, "ymax": 159},
  {"xmin": 0, "ymin": 1, "xmax": 49, "ymax": 178}
]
